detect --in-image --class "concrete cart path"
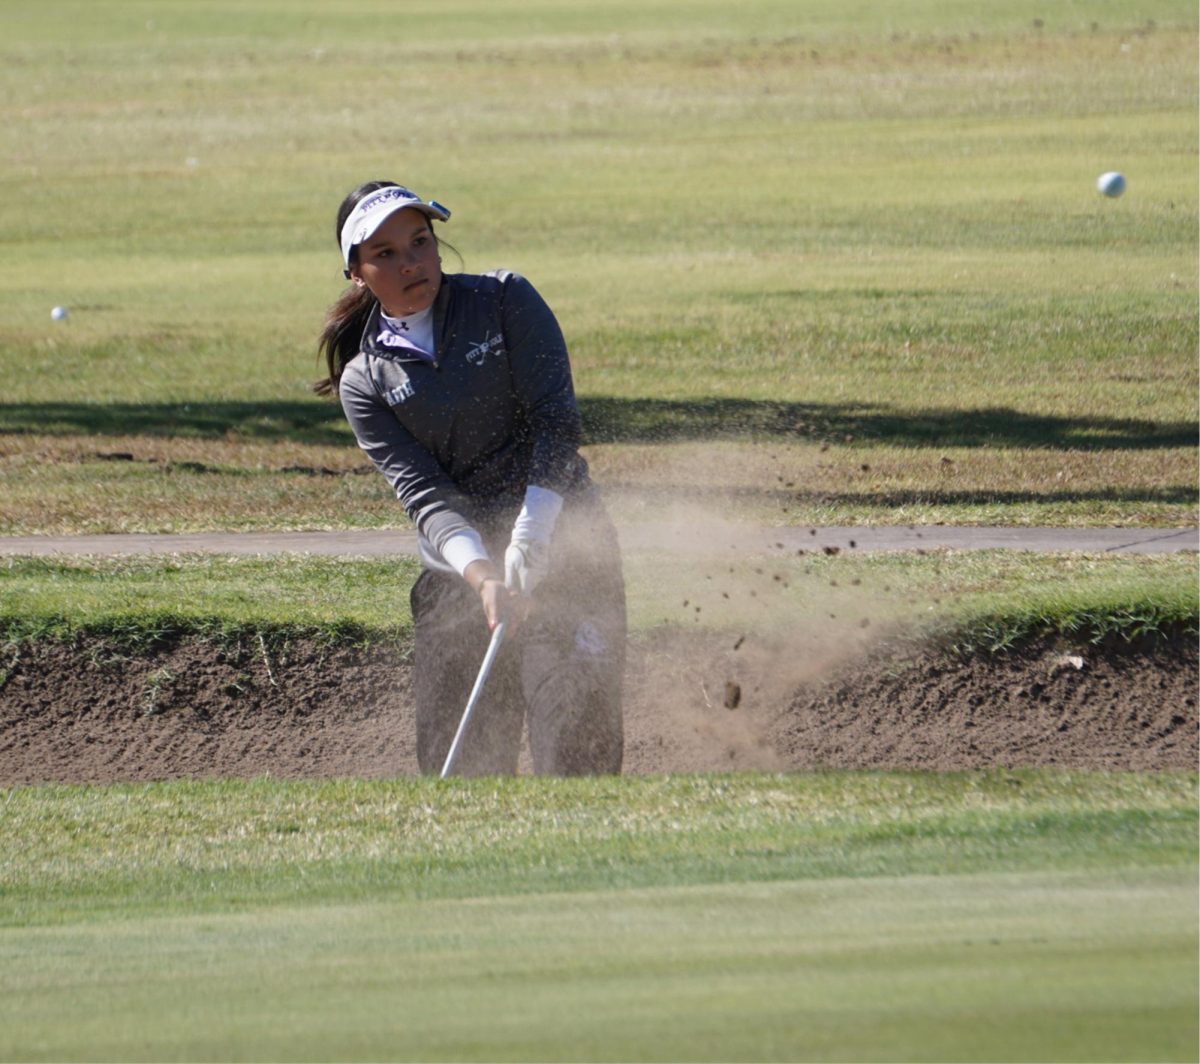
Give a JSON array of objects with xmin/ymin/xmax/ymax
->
[{"xmin": 0, "ymin": 526, "xmax": 1194, "ymax": 557}]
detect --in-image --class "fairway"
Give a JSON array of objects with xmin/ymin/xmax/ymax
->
[
  {"xmin": 2, "ymin": 870, "xmax": 1195, "ymax": 1062},
  {"xmin": 1, "ymin": 773, "xmax": 1197, "ymax": 1062}
]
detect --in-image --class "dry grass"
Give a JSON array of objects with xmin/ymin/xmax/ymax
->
[
  {"xmin": 588, "ymin": 440, "xmax": 1198, "ymax": 527},
  {"xmin": 1, "ymin": 435, "xmax": 1193, "ymax": 532},
  {"xmin": 0, "ymin": 434, "xmax": 393, "ymax": 534}
]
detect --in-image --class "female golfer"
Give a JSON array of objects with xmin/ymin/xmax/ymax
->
[{"xmin": 317, "ymin": 181, "xmax": 625, "ymax": 776}]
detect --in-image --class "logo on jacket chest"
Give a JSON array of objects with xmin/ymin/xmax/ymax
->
[
  {"xmin": 464, "ymin": 332, "xmax": 505, "ymax": 366},
  {"xmin": 384, "ymin": 376, "xmax": 416, "ymax": 405}
]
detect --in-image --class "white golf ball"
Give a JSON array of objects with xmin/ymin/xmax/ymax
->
[
  {"xmin": 50, "ymin": 306, "xmax": 69, "ymax": 321},
  {"xmin": 1097, "ymin": 171, "xmax": 1126, "ymax": 198}
]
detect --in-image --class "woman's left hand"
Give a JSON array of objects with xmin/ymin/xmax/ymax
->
[
  {"xmin": 465, "ymin": 559, "xmax": 530, "ymax": 632},
  {"xmin": 478, "ymin": 577, "xmax": 514, "ymax": 632}
]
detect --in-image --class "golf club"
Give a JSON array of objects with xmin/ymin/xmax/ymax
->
[{"xmin": 440, "ymin": 620, "xmax": 508, "ymax": 778}]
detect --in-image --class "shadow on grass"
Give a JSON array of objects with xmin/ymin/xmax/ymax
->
[
  {"xmin": 0, "ymin": 398, "xmax": 1194, "ymax": 450},
  {"xmin": 608, "ymin": 483, "xmax": 1198, "ymax": 507},
  {"xmin": 580, "ymin": 398, "xmax": 1197, "ymax": 450},
  {"xmin": 0, "ymin": 401, "xmax": 352, "ymax": 446}
]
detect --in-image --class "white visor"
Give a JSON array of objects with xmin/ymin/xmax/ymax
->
[{"xmin": 340, "ymin": 185, "xmax": 450, "ymax": 269}]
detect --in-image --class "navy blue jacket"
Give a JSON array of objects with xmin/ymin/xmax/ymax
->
[{"xmin": 339, "ymin": 270, "xmax": 591, "ymax": 571}]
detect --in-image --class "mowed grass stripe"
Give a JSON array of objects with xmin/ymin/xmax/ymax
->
[
  {"xmin": 2, "ymin": 773, "xmax": 1194, "ymax": 926},
  {"xmin": 0, "ymin": 869, "xmax": 1194, "ymax": 1061}
]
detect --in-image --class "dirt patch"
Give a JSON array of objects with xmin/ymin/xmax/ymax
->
[
  {"xmin": 0, "ymin": 631, "xmax": 1195, "ymax": 785},
  {"xmin": 0, "ymin": 637, "xmax": 416, "ymax": 786},
  {"xmin": 771, "ymin": 635, "xmax": 1198, "ymax": 772}
]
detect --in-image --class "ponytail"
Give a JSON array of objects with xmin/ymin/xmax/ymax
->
[
  {"xmin": 314, "ymin": 178, "xmax": 399, "ymax": 397},
  {"xmin": 314, "ymin": 285, "xmax": 376, "ymax": 397}
]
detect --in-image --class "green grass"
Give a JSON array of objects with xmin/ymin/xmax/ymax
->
[
  {"xmin": 0, "ymin": 554, "xmax": 422, "ymax": 643},
  {"xmin": 629, "ymin": 549, "xmax": 1200, "ymax": 657},
  {"xmin": 0, "ymin": 773, "xmax": 1195, "ymax": 1060},
  {"xmin": 1, "ymin": 870, "xmax": 1195, "ymax": 1061},
  {"xmin": 0, "ymin": 551, "xmax": 1195, "ymax": 649},
  {"xmin": 4, "ymin": 772, "xmax": 1192, "ymax": 921},
  {"xmin": 0, "ymin": 0, "xmax": 1195, "ymax": 532}
]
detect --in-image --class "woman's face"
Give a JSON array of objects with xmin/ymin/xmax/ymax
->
[{"xmin": 349, "ymin": 207, "xmax": 441, "ymax": 316}]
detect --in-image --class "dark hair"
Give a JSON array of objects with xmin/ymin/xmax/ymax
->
[{"xmin": 314, "ymin": 180, "xmax": 458, "ymax": 397}]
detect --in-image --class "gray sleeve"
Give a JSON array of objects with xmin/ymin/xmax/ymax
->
[
  {"xmin": 501, "ymin": 275, "xmax": 583, "ymax": 494},
  {"xmin": 338, "ymin": 360, "xmax": 478, "ymax": 552}
]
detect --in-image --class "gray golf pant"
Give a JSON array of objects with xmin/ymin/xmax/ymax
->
[{"xmin": 411, "ymin": 503, "xmax": 625, "ymax": 776}]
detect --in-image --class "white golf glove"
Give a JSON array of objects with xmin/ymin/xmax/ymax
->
[
  {"xmin": 505, "ymin": 485, "xmax": 563, "ymax": 595},
  {"xmin": 504, "ymin": 538, "xmax": 551, "ymax": 595}
]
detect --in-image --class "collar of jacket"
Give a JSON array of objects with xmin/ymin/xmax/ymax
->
[{"xmin": 359, "ymin": 273, "xmax": 453, "ymax": 363}]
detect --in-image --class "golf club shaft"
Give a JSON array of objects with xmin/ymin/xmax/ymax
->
[{"xmin": 440, "ymin": 620, "xmax": 508, "ymax": 779}]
